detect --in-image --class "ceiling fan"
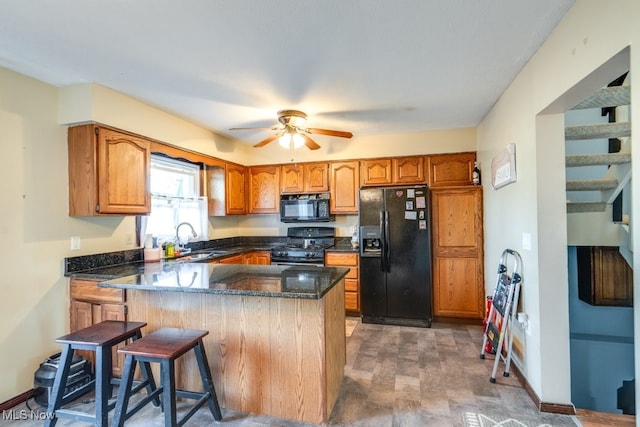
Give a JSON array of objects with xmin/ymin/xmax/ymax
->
[{"xmin": 230, "ymin": 109, "xmax": 353, "ymax": 150}]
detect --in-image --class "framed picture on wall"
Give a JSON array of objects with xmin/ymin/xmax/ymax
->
[{"xmin": 491, "ymin": 143, "xmax": 517, "ymax": 189}]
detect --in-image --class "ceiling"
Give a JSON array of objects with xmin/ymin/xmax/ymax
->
[{"xmin": 0, "ymin": 1, "xmax": 574, "ymax": 146}]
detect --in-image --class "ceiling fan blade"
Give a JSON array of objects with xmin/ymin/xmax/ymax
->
[
  {"xmin": 253, "ymin": 133, "xmax": 282, "ymax": 148},
  {"xmin": 230, "ymin": 126, "xmax": 278, "ymax": 131},
  {"xmin": 305, "ymin": 128, "xmax": 353, "ymax": 139},
  {"xmin": 302, "ymin": 134, "xmax": 321, "ymax": 150}
]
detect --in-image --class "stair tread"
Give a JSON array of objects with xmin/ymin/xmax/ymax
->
[
  {"xmin": 566, "ymin": 179, "xmax": 618, "ymax": 191},
  {"xmin": 565, "ymin": 122, "xmax": 630, "ymax": 140},
  {"xmin": 566, "ymin": 202, "xmax": 607, "ymax": 213},
  {"xmin": 565, "ymin": 152, "xmax": 631, "ymax": 167},
  {"xmin": 571, "ymin": 85, "xmax": 630, "ymax": 110}
]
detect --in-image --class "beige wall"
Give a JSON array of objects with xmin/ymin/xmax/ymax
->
[{"xmin": 477, "ymin": 0, "xmax": 640, "ymax": 407}]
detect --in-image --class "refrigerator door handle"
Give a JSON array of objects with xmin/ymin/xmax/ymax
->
[{"xmin": 382, "ymin": 210, "xmax": 391, "ymax": 273}]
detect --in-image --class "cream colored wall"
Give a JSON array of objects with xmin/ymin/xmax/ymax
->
[{"xmin": 477, "ymin": 0, "xmax": 640, "ymax": 407}]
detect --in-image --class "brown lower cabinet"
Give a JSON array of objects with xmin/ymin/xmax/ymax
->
[
  {"xmin": 325, "ymin": 252, "xmax": 360, "ymax": 314},
  {"xmin": 430, "ymin": 186, "xmax": 484, "ymax": 320},
  {"xmin": 69, "ymin": 278, "xmax": 127, "ymax": 376}
]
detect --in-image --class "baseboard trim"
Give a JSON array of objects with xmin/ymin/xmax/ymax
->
[
  {"xmin": 0, "ymin": 389, "xmax": 36, "ymax": 412},
  {"xmin": 510, "ymin": 363, "xmax": 576, "ymax": 415}
]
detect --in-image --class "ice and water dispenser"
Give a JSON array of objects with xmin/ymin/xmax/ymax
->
[{"xmin": 360, "ymin": 226, "xmax": 381, "ymax": 257}]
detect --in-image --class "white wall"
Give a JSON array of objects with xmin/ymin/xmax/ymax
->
[{"xmin": 477, "ymin": 0, "xmax": 640, "ymax": 408}]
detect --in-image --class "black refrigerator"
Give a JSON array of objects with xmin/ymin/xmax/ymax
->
[{"xmin": 359, "ymin": 185, "xmax": 432, "ymax": 327}]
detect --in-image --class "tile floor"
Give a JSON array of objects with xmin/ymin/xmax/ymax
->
[{"xmin": 2, "ymin": 320, "xmax": 594, "ymax": 426}]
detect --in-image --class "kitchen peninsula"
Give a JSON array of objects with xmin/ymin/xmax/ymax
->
[{"xmin": 100, "ymin": 262, "xmax": 348, "ymax": 424}]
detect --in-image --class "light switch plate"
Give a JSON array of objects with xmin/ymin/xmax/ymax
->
[
  {"xmin": 70, "ymin": 236, "xmax": 81, "ymax": 251},
  {"xmin": 522, "ymin": 232, "xmax": 531, "ymax": 251}
]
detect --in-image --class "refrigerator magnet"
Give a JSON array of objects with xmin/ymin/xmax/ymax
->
[
  {"xmin": 416, "ymin": 196, "xmax": 426, "ymax": 208},
  {"xmin": 405, "ymin": 201, "xmax": 414, "ymax": 210},
  {"xmin": 407, "ymin": 189, "xmax": 415, "ymax": 198},
  {"xmin": 419, "ymin": 220, "xmax": 427, "ymax": 229},
  {"xmin": 405, "ymin": 211, "xmax": 417, "ymax": 220},
  {"xmin": 418, "ymin": 210, "xmax": 425, "ymax": 220}
]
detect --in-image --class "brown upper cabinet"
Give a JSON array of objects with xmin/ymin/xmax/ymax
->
[
  {"xmin": 280, "ymin": 162, "xmax": 329, "ymax": 194},
  {"xmin": 329, "ymin": 161, "xmax": 359, "ymax": 213},
  {"xmin": 304, "ymin": 162, "xmax": 330, "ymax": 192},
  {"xmin": 361, "ymin": 158, "xmax": 392, "ymax": 186},
  {"xmin": 248, "ymin": 165, "xmax": 280, "ymax": 214},
  {"xmin": 68, "ymin": 124, "xmax": 151, "ymax": 216},
  {"xmin": 427, "ymin": 152, "xmax": 476, "ymax": 187},
  {"xmin": 206, "ymin": 161, "xmax": 246, "ymax": 216},
  {"xmin": 360, "ymin": 156, "xmax": 426, "ymax": 187},
  {"xmin": 393, "ymin": 156, "xmax": 425, "ymax": 184}
]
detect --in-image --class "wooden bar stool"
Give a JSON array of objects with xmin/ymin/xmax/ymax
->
[
  {"xmin": 113, "ymin": 327, "xmax": 222, "ymax": 427},
  {"xmin": 45, "ymin": 320, "xmax": 157, "ymax": 427}
]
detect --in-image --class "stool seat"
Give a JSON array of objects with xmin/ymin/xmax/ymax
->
[
  {"xmin": 113, "ymin": 327, "xmax": 222, "ymax": 427},
  {"xmin": 45, "ymin": 320, "xmax": 155, "ymax": 427},
  {"xmin": 56, "ymin": 320, "xmax": 147, "ymax": 347},
  {"xmin": 117, "ymin": 327, "xmax": 208, "ymax": 359}
]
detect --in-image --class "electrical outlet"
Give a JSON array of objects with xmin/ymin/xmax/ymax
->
[{"xmin": 70, "ymin": 236, "xmax": 81, "ymax": 251}]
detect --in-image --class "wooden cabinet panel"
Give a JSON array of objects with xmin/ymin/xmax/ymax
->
[
  {"xmin": 361, "ymin": 159, "xmax": 392, "ymax": 186},
  {"xmin": 248, "ymin": 166, "xmax": 280, "ymax": 213},
  {"xmin": 427, "ymin": 152, "xmax": 476, "ymax": 187},
  {"xmin": 433, "ymin": 257, "xmax": 482, "ymax": 318},
  {"xmin": 304, "ymin": 162, "xmax": 329, "ymax": 192},
  {"xmin": 392, "ymin": 156, "xmax": 425, "ymax": 184},
  {"xmin": 329, "ymin": 161, "xmax": 359, "ymax": 213},
  {"xmin": 281, "ymin": 164, "xmax": 304, "ymax": 193},
  {"xmin": 68, "ymin": 124, "xmax": 151, "ymax": 216},
  {"xmin": 244, "ymin": 251, "xmax": 271, "ymax": 265},
  {"xmin": 225, "ymin": 163, "xmax": 247, "ymax": 214},
  {"xmin": 69, "ymin": 278, "xmax": 127, "ymax": 376},
  {"xmin": 70, "ymin": 279, "xmax": 125, "ymax": 304},
  {"xmin": 219, "ymin": 254, "xmax": 245, "ymax": 264},
  {"xmin": 431, "ymin": 187, "xmax": 484, "ymax": 319},
  {"xmin": 281, "ymin": 162, "xmax": 329, "ymax": 193},
  {"xmin": 577, "ymin": 246, "xmax": 633, "ymax": 306},
  {"xmin": 325, "ymin": 252, "xmax": 359, "ymax": 313}
]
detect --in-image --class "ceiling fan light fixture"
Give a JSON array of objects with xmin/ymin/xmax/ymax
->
[{"xmin": 278, "ymin": 130, "xmax": 305, "ymax": 149}]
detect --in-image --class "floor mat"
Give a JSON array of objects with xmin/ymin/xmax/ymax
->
[{"xmin": 461, "ymin": 412, "xmax": 575, "ymax": 427}]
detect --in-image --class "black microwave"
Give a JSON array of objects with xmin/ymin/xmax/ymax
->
[{"xmin": 280, "ymin": 193, "xmax": 334, "ymax": 223}]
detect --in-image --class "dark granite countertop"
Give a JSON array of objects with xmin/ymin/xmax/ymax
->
[
  {"xmin": 326, "ymin": 241, "xmax": 360, "ymax": 253},
  {"xmin": 100, "ymin": 263, "xmax": 349, "ymax": 300},
  {"xmin": 65, "ymin": 244, "xmax": 282, "ymax": 280}
]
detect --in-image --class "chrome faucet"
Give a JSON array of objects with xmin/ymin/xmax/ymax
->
[{"xmin": 176, "ymin": 222, "xmax": 197, "ymax": 248}]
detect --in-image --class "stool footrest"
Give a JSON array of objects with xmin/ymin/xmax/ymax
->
[
  {"xmin": 54, "ymin": 408, "xmax": 98, "ymax": 424},
  {"xmin": 176, "ymin": 392, "xmax": 211, "ymax": 427},
  {"xmin": 121, "ymin": 387, "xmax": 164, "ymax": 421}
]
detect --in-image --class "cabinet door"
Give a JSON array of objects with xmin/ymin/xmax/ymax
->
[
  {"xmin": 248, "ymin": 166, "xmax": 280, "ymax": 214},
  {"xmin": 244, "ymin": 251, "xmax": 271, "ymax": 265},
  {"xmin": 426, "ymin": 152, "xmax": 476, "ymax": 187},
  {"xmin": 431, "ymin": 187, "xmax": 484, "ymax": 319},
  {"xmin": 361, "ymin": 159, "xmax": 392, "ymax": 186},
  {"xmin": 392, "ymin": 156, "xmax": 425, "ymax": 184},
  {"xmin": 329, "ymin": 161, "xmax": 359, "ymax": 213},
  {"xmin": 225, "ymin": 163, "xmax": 247, "ymax": 214},
  {"xmin": 100, "ymin": 303, "xmax": 127, "ymax": 376},
  {"xmin": 70, "ymin": 300, "xmax": 93, "ymax": 333},
  {"xmin": 219, "ymin": 254, "xmax": 245, "ymax": 264},
  {"xmin": 281, "ymin": 164, "xmax": 304, "ymax": 193},
  {"xmin": 304, "ymin": 162, "xmax": 329, "ymax": 192},
  {"xmin": 96, "ymin": 128, "xmax": 151, "ymax": 214}
]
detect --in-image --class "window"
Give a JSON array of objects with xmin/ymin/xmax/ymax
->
[{"xmin": 140, "ymin": 155, "xmax": 208, "ymax": 246}]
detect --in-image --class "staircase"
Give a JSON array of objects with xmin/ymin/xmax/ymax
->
[
  {"xmin": 565, "ymin": 77, "xmax": 632, "ymax": 267},
  {"xmin": 565, "ymin": 84, "xmax": 631, "ymax": 213}
]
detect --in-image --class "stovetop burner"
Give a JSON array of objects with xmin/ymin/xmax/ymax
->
[{"xmin": 271, "ymin": 226, "xmax": 336, "ymax": 264}]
